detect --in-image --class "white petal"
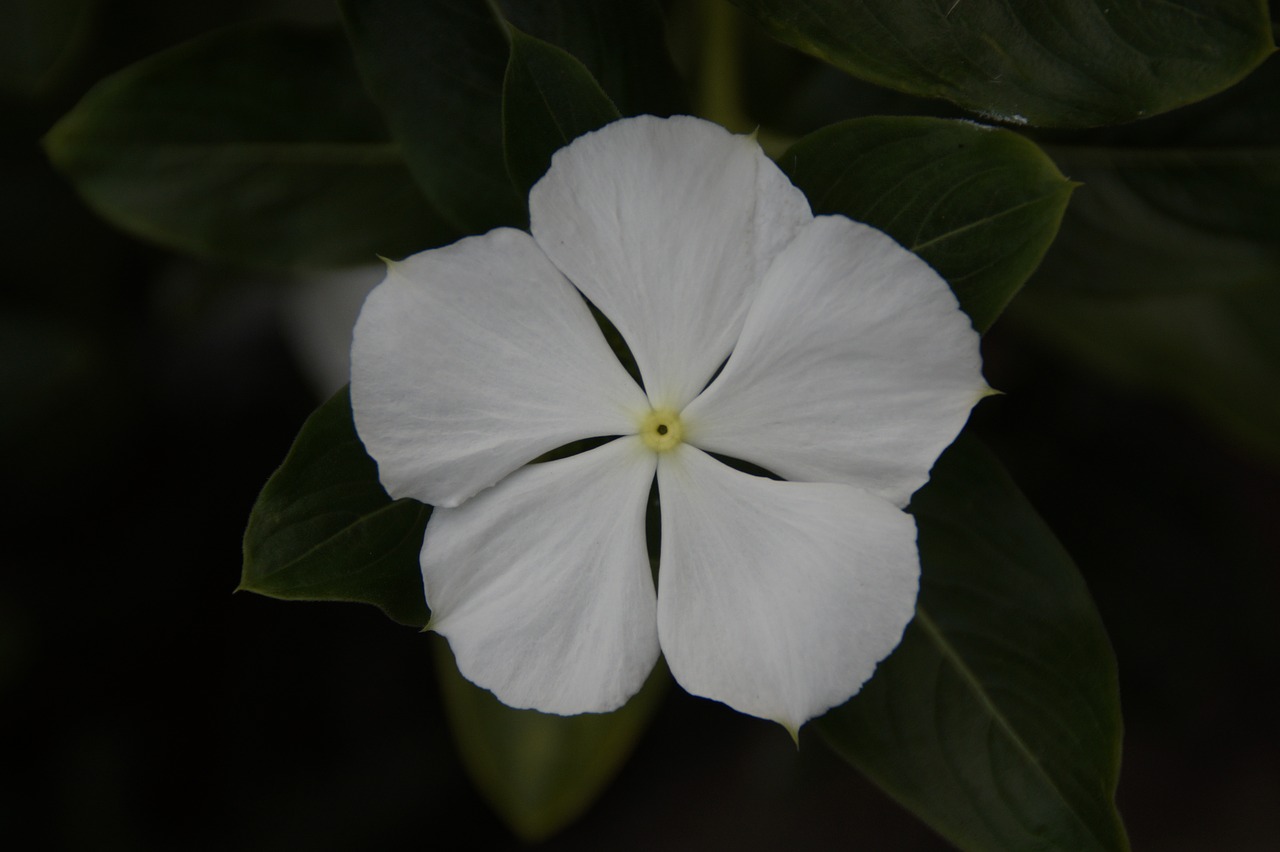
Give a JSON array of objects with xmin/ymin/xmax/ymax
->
[
  {"xmin": 351, "ymin": 228, "xmax": 649, "ymax": 508},
  {"xmin": 529, "ymin": 115, "xmax": 812, "ymax": 410},
  {"xmin": 424, "ymin": 436, "xmax": 659, "ymax": 714},
  {"xmin": 682, "ymin": 216, "xmax": 989, "ymax": 507},
  {"xmin": 656, "ymin": 445, "xmax": 919, "ymax": 733}
]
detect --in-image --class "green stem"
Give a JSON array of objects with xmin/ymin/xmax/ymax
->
[{"xmin": 696, "ymin": 0, "xmax": 751, "ymax": 132}]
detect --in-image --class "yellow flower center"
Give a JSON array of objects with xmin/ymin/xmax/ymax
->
[{"xmin": 639, "ymin": 407, "xmax": 684, "ymax": 453}]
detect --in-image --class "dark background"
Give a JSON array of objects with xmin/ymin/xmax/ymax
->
[{"xmin": 4, "ymin": 1, "xmax": 1278, "ymax": 849}]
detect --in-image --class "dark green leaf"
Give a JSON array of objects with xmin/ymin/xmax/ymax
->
[
  {"xmin": 732, "ymin": 0, "xmax": 1274, "ymax": 128},
  {"xmin": 1036, "ymin": 145, "xmax": 1280, "ymax": 296},
  {"xmin": 1006, "ymin": 57, "xmax": 1280, "ymax": 461},
  {"xmin": 434, "ymin": 639, "xmax": 668, "ymax": 842},
  {"xmin": 502, "ymin": 26, "xmax": 620, "ymax": 196},
  {"xmin": 818, "ymin": 435, "xmax": 1128, "ymax": 852},
  {"xmin": 1007, "ymin": 283, "xmax": 1280, "ymax": 466},
  {"xmin": 341, "ymin": 0, "xmax": 526, "ymax": 233},
  {"xmin": 241, "ymin": 386, "xmax": 431, "ymax": 628},
  {"xmin": 43, "ymin": 24, "xmax": 448, "ymax": 269},
  {"xmin": 341, "ymin": 0, "xmax": 685, "ymax": 232},
  {"xmin": 782, "ymin": 117, "xmax": 1074, "ymax": 331},
  {"xmin": 737, "ymin": 24, "xmax": 965, "ymax": 139},
  {"xmin": 0, "ymin": 0, "xmax": 93, "ymax": 98},
  {"xmin": 495, "ymin": 0, "xmax": 687, "ymax": 118}
]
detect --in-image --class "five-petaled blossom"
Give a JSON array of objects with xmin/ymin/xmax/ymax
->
[{"xmin": 351, "ymin": 115, "xmax": 989, "ymax": 735}]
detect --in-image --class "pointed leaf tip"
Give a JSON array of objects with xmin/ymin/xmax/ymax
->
[
  {"xmin": 783, "ymin": 117, "xmax": 1074, "ymax": 332},
  {"xmin": 46, "ymin": 23, "xmax": 451, "ymax": 268},
  {"xmin": 818, "ymin": 435, "xmax": 1128, "ymax": 852},
  {"xmin": 241, "ymin": 386, "xmax": 431, "ymax": 627},
  {"xmin": 502, "ymin": 25, "xmax": 621, "ymax": 196}
]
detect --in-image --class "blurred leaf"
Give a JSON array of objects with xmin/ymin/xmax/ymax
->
[
  {"xmin": 731, "ymin": 0, "xmax": 1274, "ymax": 128},
  {"xmin": 819, "ymin": 435, "xmax": 1128, "ymax": 852},
  {"xmin": 341, "ymin": 0, "xmax": 525, "ymax": 233},
  {"xmin": 1008, "ymin": 283, "xmax": 1280, "ymax": 466},
  {"xmin": 782, "ymin": 117, "xmax": 1074, "ymax": 331},
  {"xmin": 44, "ymin": 24, "xmax": 448, "ymax": 269},
  {"xmin": 1033, "ymin": 54, "xmax": 1280, "ymax": 296},
  {"xmin": 1037, "ymin": 145, "xmax": 1280, "ymax": 295},
  {"xmin": 502, "ymin": 26, "xmax": 620, "ymax": 196},
  {"xmin": 434, "ymin": 639, "xmax": 668, "ymax": 842},
  {"xmin": 495, "ymin": 0, "xmax": 687, "ymax": 118},
  {"xmin": 0, "ymin": 0, "xmax": 93, "ymax": 98},
  {"xmin": 241, "ymin": 386, "xmax": 431, "ymax": 628},
  {"xmin": 1008, "ymin": 56, "xmax": 1280, "ymax": 460}
]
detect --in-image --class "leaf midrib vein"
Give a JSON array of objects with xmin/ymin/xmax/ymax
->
[
  {"xmin": 914, "ymin": 607, "xmax": 1110, "ymax": 850},
  {"xmin": 252, "ymin": 498, "xmax": 417, "ymax": 579},
  {"xmin": 910, "ymin": 191, "xmax": 1065, "ymax": 252}
]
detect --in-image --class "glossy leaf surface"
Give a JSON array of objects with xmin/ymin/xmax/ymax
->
[
  {"xmin": 818, "ymin": 435, "xmax": 1128, "ymax": 851},
  {"xmin": 731, "ymin": 0, "xmax": 1274, "ymax": 128},
  {"xmin": 241, "ymin": 386, "xmax": 431, "ymax": 628},
  {"xmin": 435, "ymin": 640, "xmax": 668, "ymax": 842},
  {"xmin": 44, "ymin": 24, "xmax": 448, "ymax": 268},
  {"xmin": 782, "ymin": 117, "xmax": 1074, "ymax": 331}
]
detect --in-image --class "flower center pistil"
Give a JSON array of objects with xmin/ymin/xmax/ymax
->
[{"xmin": 639, "ymin": 407, "xmax": 684, "ymax": 453}]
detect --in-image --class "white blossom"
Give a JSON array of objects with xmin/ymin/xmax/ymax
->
[{"xmin": 351, "ymin": 115, "xmax": 990, "ymax": 734}]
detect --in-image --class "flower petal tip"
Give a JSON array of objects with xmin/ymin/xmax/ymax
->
[{"xmin": 353, "ymin": 113, "xmax": 982, "ymax": 728}]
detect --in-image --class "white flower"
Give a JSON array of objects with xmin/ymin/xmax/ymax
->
[{"xmin": 351, "ymin": 115, "xmax": 989, "ymax": 734}]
